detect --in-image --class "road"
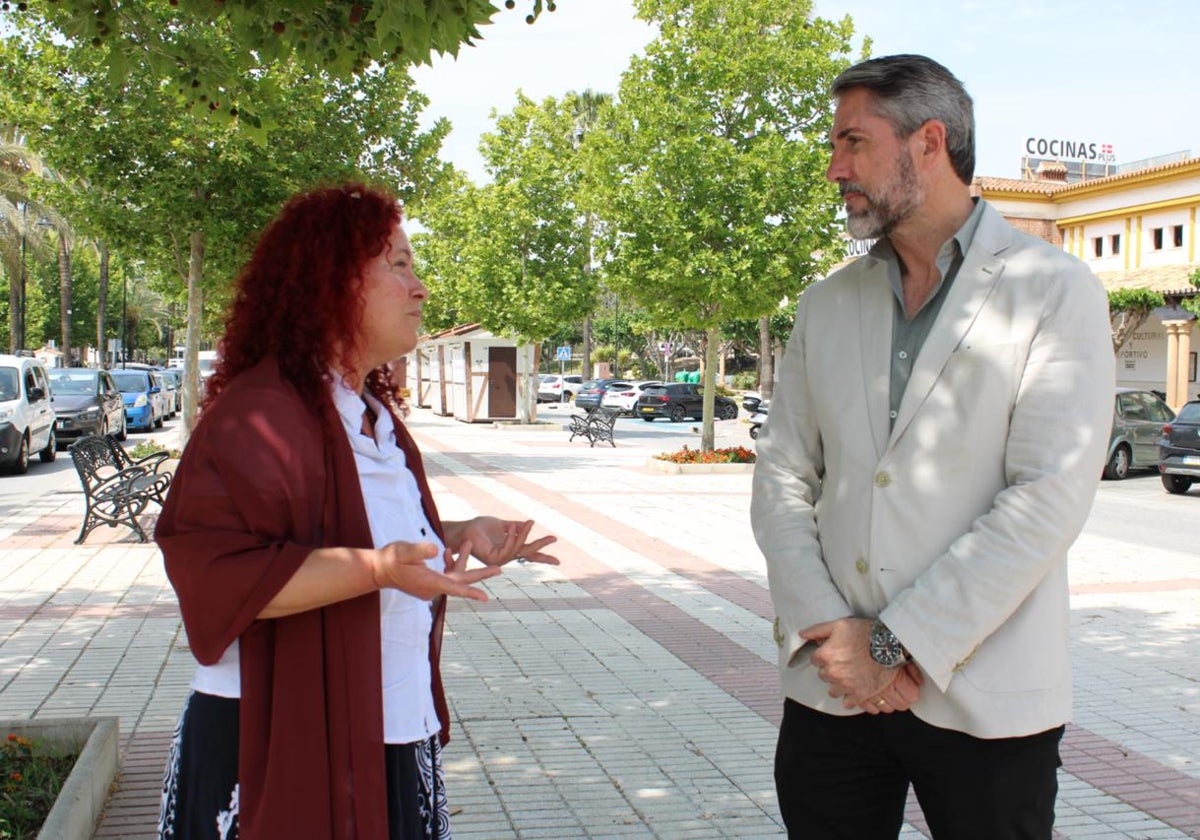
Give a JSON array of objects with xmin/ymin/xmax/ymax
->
[{"xmin": 0, "ymin": 413, "xmax": 184, "ymax": 520}]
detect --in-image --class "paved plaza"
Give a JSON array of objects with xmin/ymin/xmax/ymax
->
[{"xmin": 0, "ymin": 404, "xmax": 1197, "ymax": 839}]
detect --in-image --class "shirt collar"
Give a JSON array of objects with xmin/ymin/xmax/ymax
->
[
  {"xmin": 329, "ymin": 373, "xmax": 397, "ymax": 451},
  {"xmin": 871, "ymin": 197, "xmax": 986, "ymax": 314}
]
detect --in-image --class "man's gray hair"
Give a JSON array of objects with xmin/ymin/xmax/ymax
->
[{"xmin": 831, "ymin": 54, "xmax": 975, "ymax": 185}]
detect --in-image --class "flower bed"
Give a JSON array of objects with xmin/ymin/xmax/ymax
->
[
  {"xmin": 0, "ymin": 718, "xmax": 119, "ymax": 840},
  {"xmin": 0, "ymin": 734, "xmax": 76, "ymax": 838},
  {"xmin": 646, "ymin": 445, "xmax": 757, "ymax": 475},
  {"xmin": 653, "ymin": 445, "xmax": 756, "ymax": 465}
]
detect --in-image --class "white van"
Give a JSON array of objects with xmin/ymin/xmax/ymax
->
[{"xmin": 0, "ymin": 354, "xmax": 58, "ymax": 474}]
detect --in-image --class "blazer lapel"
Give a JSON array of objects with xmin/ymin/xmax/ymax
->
[
  {"xmin": 890, "ymin": 207, "xmax": 1011, "ymax": 445},
  {"xmin": 856, "ymin": 256, "xmax": 894, "ymax": 460}
]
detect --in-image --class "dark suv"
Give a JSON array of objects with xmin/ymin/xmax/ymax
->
[
  {"xmin": 636, "ymin": 383, "xmax": 738, "ymax": 422},
  {"xmin": 1159, "ymin": 399, "xmax": 1200, "ymax": 494}
]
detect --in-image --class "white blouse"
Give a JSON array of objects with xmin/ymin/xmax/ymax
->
[{"xmin": 190, "ymin": 376, "xmax": 445, "ymax": 745}]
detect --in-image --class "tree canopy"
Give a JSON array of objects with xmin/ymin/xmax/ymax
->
[
  {"xmin": 10, "ymin": 0, "xmax": 554, "ymax": 132},
  {"xmin": 585, "ymin": 0, "xmax": 857, "ymax": 446},
  {"xmin": 416, "ymin": 91, "xmax": 598, "ymax": 341}
]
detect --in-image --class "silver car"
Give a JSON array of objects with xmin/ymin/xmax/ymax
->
[{"xmin": 1104, "ymin": 388, "xmax": 1175, "ymax": 480}]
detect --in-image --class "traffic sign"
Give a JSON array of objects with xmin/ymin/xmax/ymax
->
[{"xmin": 556, "ymin": 345, "xmax": 572, "ymax": 361}]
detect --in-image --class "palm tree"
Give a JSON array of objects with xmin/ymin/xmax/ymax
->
[
  {"xmin": 0, "ymin": 126, "xmax": 57, "ymax": 353},
  {"xmin": 122, "ymin": 276, "xmax": 173, "ymax": 363},
  {"xmin": 569, "ymin": 89, "xmax": 613, "ymax": 381}
]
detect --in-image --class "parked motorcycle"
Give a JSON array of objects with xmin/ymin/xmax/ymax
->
[{"xmin": 748, "ymin": 400, "xmax": 769, "ymax": 440}]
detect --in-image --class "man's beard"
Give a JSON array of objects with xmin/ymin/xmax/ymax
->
[{"xmin": 842, "ymin": 149, "xmax": 922, "ymax": 240}]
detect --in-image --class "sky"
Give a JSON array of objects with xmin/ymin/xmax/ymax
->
[{"xmin": 411, "ymin": 0, "xmax": 1200, "ymax": 184}]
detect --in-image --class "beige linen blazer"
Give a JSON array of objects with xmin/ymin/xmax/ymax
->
[{"xmin": 751, "ymin": 202, "xmax": 1115, "ymax": 738}]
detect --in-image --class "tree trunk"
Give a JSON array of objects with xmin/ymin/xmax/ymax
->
[
  {"xmin": 58, "ymin": 235, "xmax": 73, "ymax": 365},
  {"xmin": 758, "ymin": 315, "xmax": 774, "ymax": 400},
  {"xmin": 582, "ymin": 218, "xmax": 594, "ymax": 380},
  {"xmin": 1110, "ymin": 308, "xmax": 1152, "ymax": 355},
  {"xmin": 181, "ymin": 229, "xmax": 206, "ymax": 445},
  {"xmin": 582, "ymin": 314, "xmax": 593, "ymax": 380},
  {"xmin": 96, "ymin": 242, "xmax": 109, "ymax": 367},
  {"xmin": 700, "ymin": 325, "xmax": 719, "ymax": 452}
]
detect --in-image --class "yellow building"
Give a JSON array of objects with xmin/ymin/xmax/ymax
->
[{"xmin": 974, "ymin": 154, "xmax": 1200, "ymax": 410}]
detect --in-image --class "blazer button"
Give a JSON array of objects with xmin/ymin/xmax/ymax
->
[
  {"xmin": 855, "ymin": 558, "xmax": 869, "ymax": 574},
  {"xmin": 875, "ymin": 471, "xmax": 892, "ymax": 488}
]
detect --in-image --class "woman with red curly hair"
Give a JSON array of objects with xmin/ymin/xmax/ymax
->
[{"xmin": 155, "ymin": 183, "xmax": 558, "ymax": 840}]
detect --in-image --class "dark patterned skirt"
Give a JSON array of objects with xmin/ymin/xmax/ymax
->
[{"xmin": 159, "ymin": 691, "xmax": 451, "ymax": 839}]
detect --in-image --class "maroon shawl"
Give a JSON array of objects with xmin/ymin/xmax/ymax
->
[{"xmin": 156, "ymin": 357, "xmax": 448, "ymax": 839}]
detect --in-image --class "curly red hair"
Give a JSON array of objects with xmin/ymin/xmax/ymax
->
[{"xmin": 204, "ymin": 183, "xmax": 402, "ymax": 410}]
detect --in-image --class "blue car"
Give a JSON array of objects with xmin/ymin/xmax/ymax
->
[{"xmin": 110, "ymin": 369, "xmax": 164, "ymax": 432}]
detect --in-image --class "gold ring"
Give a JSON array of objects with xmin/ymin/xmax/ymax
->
[{"xmin": 877, "ymin": 699, "xmax": 886, "ymax": 707}]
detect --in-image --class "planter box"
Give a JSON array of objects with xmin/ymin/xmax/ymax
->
[
  {"xmin": 0, "ymin": 716, "xmax": 120, "ymax": 840},
  {"xmin": 645, "ymin": 459, "xmax": 756, "ymax": 475}
]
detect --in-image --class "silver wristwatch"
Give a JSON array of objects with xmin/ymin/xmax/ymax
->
[{"xmin": 868, "ymin": 620, "xmax": 908, "ymax": 668}]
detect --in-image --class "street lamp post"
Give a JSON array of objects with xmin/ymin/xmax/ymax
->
[{"xmin": 17, "ymin": 203, "xmax": 27, "ymax": 352}]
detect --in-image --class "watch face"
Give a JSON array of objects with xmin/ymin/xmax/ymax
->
[{"xmin": 870, "ymin": 622, "xmax": 905, "ymax": 668}]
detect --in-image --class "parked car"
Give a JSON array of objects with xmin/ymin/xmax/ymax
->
[
  {"xmin": 118, "ymin": 362, "xmax": 180, "ymax": 418},
  {"xmin": 48, "ymin": 368, "xmax": 127, "ymax": 446},
  {"xmin": 0, "ymin": 353, "xmax": 57, "ymax": 473},
  {"xmin": 601, "ymin": 380, "xmax": 662, "ymax": 414},
  {"xmin": 1104, "ymin": 388, "xmax": 1176, "ymax": 480},
  {"xmin": 110, "ymin": 368, "xmax": 165, "ymax": 432},
  {"xmin": 636, "ymin": 382, "xmax": 739, "ymax": 422},
  {"xmin": 158, "ymin": 368, "xmax": 182, "ymax": 416},
  {"xmin": 574, "ymin": 378, "xmax": 622, "ymax": 411},
  {"xmin": 538, "ymin": 373, "xmax": 583, "ymax": 403},
  {"xmin": 1158, "ymin": 399, "xmax": 1200, "ymax": 494},
  {"xmin": 197, "ymin": 350, "xmax": 219, "ymax": 389}
]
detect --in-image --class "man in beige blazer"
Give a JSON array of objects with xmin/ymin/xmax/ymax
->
[{"xmin": 751, "ymin": 55, "xmax": 1114, "ymax": 839}]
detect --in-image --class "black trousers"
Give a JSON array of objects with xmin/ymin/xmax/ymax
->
[{"xmin": 775, "ymin": 699, "xmax": 1063, "ymax": 840}]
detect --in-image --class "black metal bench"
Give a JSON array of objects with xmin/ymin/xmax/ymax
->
[
  {"xmin": 567, "ymin": 407, "xmax": 620, "ymax": 448},
  {"xmin": 104, "ymin": 434, "xmax": 172, "ymax": 505},
  {"xmin": 68, "ymin": 436, "xmax": 173, "ymax": 544}
]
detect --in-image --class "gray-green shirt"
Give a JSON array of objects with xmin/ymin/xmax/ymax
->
[{"xmin": 871, "ymin": 198, "xmax": 986, "ymax": 429}]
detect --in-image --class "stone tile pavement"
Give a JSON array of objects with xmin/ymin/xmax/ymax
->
[{"xmin": 0, "ymin": 404, "xmax": 1197, "ymax": 838}]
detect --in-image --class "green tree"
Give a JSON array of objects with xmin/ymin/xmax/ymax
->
[
  {"xmin": 9, "ymin": 0, "xmax": 554, "ymax": 134},
  {"xmin": 416, "ymin": 92, "xmax": 599, "ymax": 420},
  {"xmin": 1108, "ymin": 288, "xmax": 1165, "ymax": 355},
  {"xmin": 3, "ymin": 25, "xmax": 449, "ymax": 438},
  {"xmin": 1183, "ymin": 268, "xmax": 1200, "ymax": 320},
  {"xmin": 0, "ymin": 127, "xmax": 59, "ymax": 352},
  {"xmin": 587, "ymin": 0, "xmax": 856, "ymax": 450}
]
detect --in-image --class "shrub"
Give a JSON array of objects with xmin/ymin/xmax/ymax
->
[
  {"xmin": 731, "ymin": 371, "xmax": 758, "ymax": 390},
  {"xmin": 654, "ymin": 445, "xmax": 756, "ymax": 464},
  {"xmin": 126, "ymin": 441, "xmax": 182, "ymax": 460}
]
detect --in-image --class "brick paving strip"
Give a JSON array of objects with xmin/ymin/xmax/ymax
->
[{"xmin": 418, "ymin": 433, "xmax": 1200, "ymax": 838}]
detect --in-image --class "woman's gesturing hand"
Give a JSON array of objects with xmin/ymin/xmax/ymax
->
[
  {"xmin": 459, "ymin": 517, "xmax": 559, "ymax": 567},
  {"xmin": 371, "ymin": 539, "xmax": 500, "ymax": 602}
]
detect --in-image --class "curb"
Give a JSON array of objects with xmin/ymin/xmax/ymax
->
[
  {"xmin": 490, "ymin": 421, "xmax": 561, "ymax": 431},
  {"xmin": 644, "ymin": 459, "xmax": 756, "ymax": 475},
  {"xmin": 0, "ymin": 716, "xmax": 120, "ymax": 840}
]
